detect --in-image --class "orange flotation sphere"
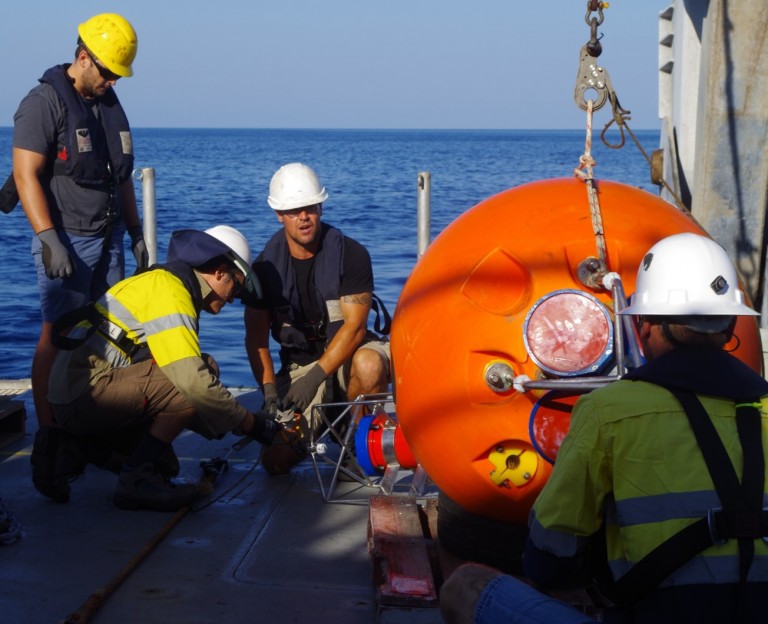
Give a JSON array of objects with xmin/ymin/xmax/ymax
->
[{"xmin": 391, "ymin": 177, "xmax": 762, "ymax": 524}]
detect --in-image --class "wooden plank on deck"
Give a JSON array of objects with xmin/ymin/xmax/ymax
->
[{"xmin": 368, "ymin": 495, "xmax": 438, "ymax": 607}]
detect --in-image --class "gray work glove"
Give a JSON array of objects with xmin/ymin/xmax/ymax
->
[
  {"xmin": 283, "ymin": 364, "xmax": 327, "ymax": 413},
  {"xmin": 262, "ymin": 383, "xmax": 279, "ymax": 419},
  {"xmin": 37, "ymin": 228, "xmax": 74, "ymax": 279},
  {"xmin": 128, "ymin": 225, "xmax": 149, "ymax": 271}
]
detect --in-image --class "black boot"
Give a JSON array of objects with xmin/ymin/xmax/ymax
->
[
  {"xmin": 113, "ymin": 463, "xmax": 201, "ymax": 512},
  {"xmin": 30, "ymin": 427, "xmax": 87, "ymax": 503}
]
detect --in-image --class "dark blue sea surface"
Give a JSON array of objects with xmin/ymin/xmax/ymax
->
[{"xmin": 0, "ymin": 126, "xmax": 660, "ymax": 387}]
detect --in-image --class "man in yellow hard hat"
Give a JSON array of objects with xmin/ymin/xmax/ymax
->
[{"xmin": 11, "ymin": 14, "xmax": 146, "ymax": 489}]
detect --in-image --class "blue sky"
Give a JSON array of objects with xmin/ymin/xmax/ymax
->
[{"xmin": 0, "ymin": 1, "xmax": 670, "ymax": 130}]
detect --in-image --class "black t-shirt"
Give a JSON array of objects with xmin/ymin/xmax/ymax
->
[{"xmin": 253, "ymin": 234, "xmax": 374, "ymax": 365}]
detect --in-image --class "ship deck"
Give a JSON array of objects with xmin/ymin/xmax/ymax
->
[{"xmin": 0, "ymin": 383, "xmax": 444, "ymax": 624}]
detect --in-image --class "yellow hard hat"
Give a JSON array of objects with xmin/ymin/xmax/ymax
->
[{"xmin": 78, "ymin": 13, "xmax": 137, "ymax": 78}]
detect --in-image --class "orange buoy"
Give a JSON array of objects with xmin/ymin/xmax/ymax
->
[{"xmin": 391, "ymin": 177, "xmax": 762, "ymax": 524}]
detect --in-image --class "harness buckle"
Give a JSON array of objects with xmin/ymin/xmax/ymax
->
[
  {"xmin": 299, "ymin": 320, "xmax": 326, "ymax": 342},
  {"xmin": 707, "ymin": 508, "xmax": 728, "ymax": 545},
  {"xmin": 95, "ymin": 316, "xmax": 147, "ymax": 361},
  {"xmin": 96, "ymin": 316, "xmax": 126, "ymax": 345}
]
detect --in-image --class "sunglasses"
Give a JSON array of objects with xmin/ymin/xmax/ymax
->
[
  {"xmin": 87, "ymin": 51, "xmax": 121, "ymax": 82},
  {"xmin": 228, "ymin": 271, "xmax": 244, "ymax": 297},
  {"xmin": 281, "ymin": 204, "xmax": 321, "ymax": 219}
]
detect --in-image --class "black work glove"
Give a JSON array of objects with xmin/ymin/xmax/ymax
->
[
  {"xmin": 248, "ymin": 411, "xmax": 283, "ymax": 446},
  {"xmin": 250, "ymin": 411, "xmax": 308, "ymax": 466},
  {"xmin": 38, "ymin": 228, "xmax": 74, "ymax": 279},
  {"xmin": 262, "ymin": 383, "xmax": 279, "ymax": 419},
  {"xmin": 128, "ymin": 225, "xmax": 149, "ymax": 271},
  {"xmin": 284, "ymin": 364, "xmax": 327, "ymax": 413}
]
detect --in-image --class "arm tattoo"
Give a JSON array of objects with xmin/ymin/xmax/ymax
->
[{"xmin": 341, "ymin": 293, "xmax": 372, "ymax": 305}]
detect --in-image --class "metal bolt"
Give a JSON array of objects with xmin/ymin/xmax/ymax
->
[{"xmin": 486, "ymin": 362, "xmax": 515, "ymax": 393}]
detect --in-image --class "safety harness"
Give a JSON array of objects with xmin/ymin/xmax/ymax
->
[
  {"xmin": 51, "ymin": 261, "xmax": 202, "ymax": 363},
  {"xmin": 605, "ymin": 348, "xmax": 768, "ymax": 606},
  {"xmin": 51, "ymin": 301, "xmax": 149, "ymax": 363}
]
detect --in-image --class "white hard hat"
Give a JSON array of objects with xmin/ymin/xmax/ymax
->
[
  {"xmin": 204, "ymin": 225, "xmax": 252, "ymax": 278},
  {"xmin": 267, "ymin": 163, "xmax": 328, "ymax": 211},
  {"xmin": 619, "ymin": 233, "xmax": 759, "ymax": 324}
]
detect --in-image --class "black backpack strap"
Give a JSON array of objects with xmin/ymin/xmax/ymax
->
[
  {"xmin": 370, "ymin": 292, "xmax": 391, "ymax": 336},
  {"xmin": 607, "ymin": 390, "xmax": 766, "ymax": 605}
]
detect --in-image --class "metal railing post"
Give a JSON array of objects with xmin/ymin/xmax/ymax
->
[
  {"xmin": 417, "ymin": 172, "xmax": 431, "ymax": 258},
  {"xmin": 133, "ymin": 167, "xmax": 158, "ymax": 266}
]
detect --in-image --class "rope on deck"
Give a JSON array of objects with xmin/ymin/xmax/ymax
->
[{"xmin": 60, "ymin": 468, "xmax": 221, "ymax": 624}]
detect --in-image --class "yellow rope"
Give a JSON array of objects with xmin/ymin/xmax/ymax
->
[{"xmin": 61, "ymin": 464, "xmax": 228, "ymax": 624}]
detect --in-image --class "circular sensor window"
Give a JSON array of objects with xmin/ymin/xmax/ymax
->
[{"xmin": 523, "ymin": 289, "xmax": 613, "ymax": 376}]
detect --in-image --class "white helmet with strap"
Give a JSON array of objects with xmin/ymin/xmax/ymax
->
[
  {"xmin": 619, "ymin": 233, "xmax": 758, "ymax": 332},
  {"xmin": 204, "ymin": 225, "xmax": 251, "ymax": 277},
  {"xmin": 204, "ymin": 225, "xmax": 262, "ymax": 299},
  {"xmin": 267, "ymin": 163, "xmax": 328, "ymax": 211}
]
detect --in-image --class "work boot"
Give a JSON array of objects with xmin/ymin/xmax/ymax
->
[
  {"xmin": 75, "ymin": 436, "xmax": 128, "ymax": 474},
  {"xmin": 155, "ymin": 444, "xmax": 180, "ymax": 478},
  {"xmin": 113, "ymin": 463, "xmax": 201, "ymax": 512},
  {"xmin": 30, "ymin": 427, "xmax": 87, "ymax": 503}
]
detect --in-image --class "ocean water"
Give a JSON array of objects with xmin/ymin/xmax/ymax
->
[{"xmin": 0, "ymin": 126, "xmax": 660, "ymax": 387}]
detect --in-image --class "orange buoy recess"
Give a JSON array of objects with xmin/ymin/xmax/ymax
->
[{"xmin": 391, "ymin": 177, "xmax": 762, "ymax": 524}]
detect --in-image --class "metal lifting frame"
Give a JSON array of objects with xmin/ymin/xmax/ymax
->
[{"xmin": 308, "ymin": 393, "xmax": 434, "ymax": 504}]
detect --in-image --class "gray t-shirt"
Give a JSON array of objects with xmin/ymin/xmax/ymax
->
[{"xmin": 13, "ymin": 81, "xmax": 113, "ymax": 235}]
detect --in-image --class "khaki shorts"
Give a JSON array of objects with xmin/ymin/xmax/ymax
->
[
  {"xmin": 277, "ymin": 336, "xmax": 391, "ymax": 436},
  {"xmin": 51, "ymin": 355, "xmax": 223, "ymax": 440}
]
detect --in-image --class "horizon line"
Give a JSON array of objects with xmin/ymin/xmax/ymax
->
[{"xmin": 0, "ymin": 125, "xmax": 662, "ymax": 133}]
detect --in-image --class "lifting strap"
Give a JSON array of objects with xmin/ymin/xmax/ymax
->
[{"xmin": 607, "ymin": 389, "xmax": 767, "ymax": 605}]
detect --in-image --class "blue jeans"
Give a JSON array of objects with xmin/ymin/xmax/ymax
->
[{"xmin": 474, "ymin": 576, "xmax": 598, "ymax": 624}]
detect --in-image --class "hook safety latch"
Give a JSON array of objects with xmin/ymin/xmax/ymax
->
[{"xmin": 574, "ymin": 44, "xmax": 615, "ymax": 112}]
